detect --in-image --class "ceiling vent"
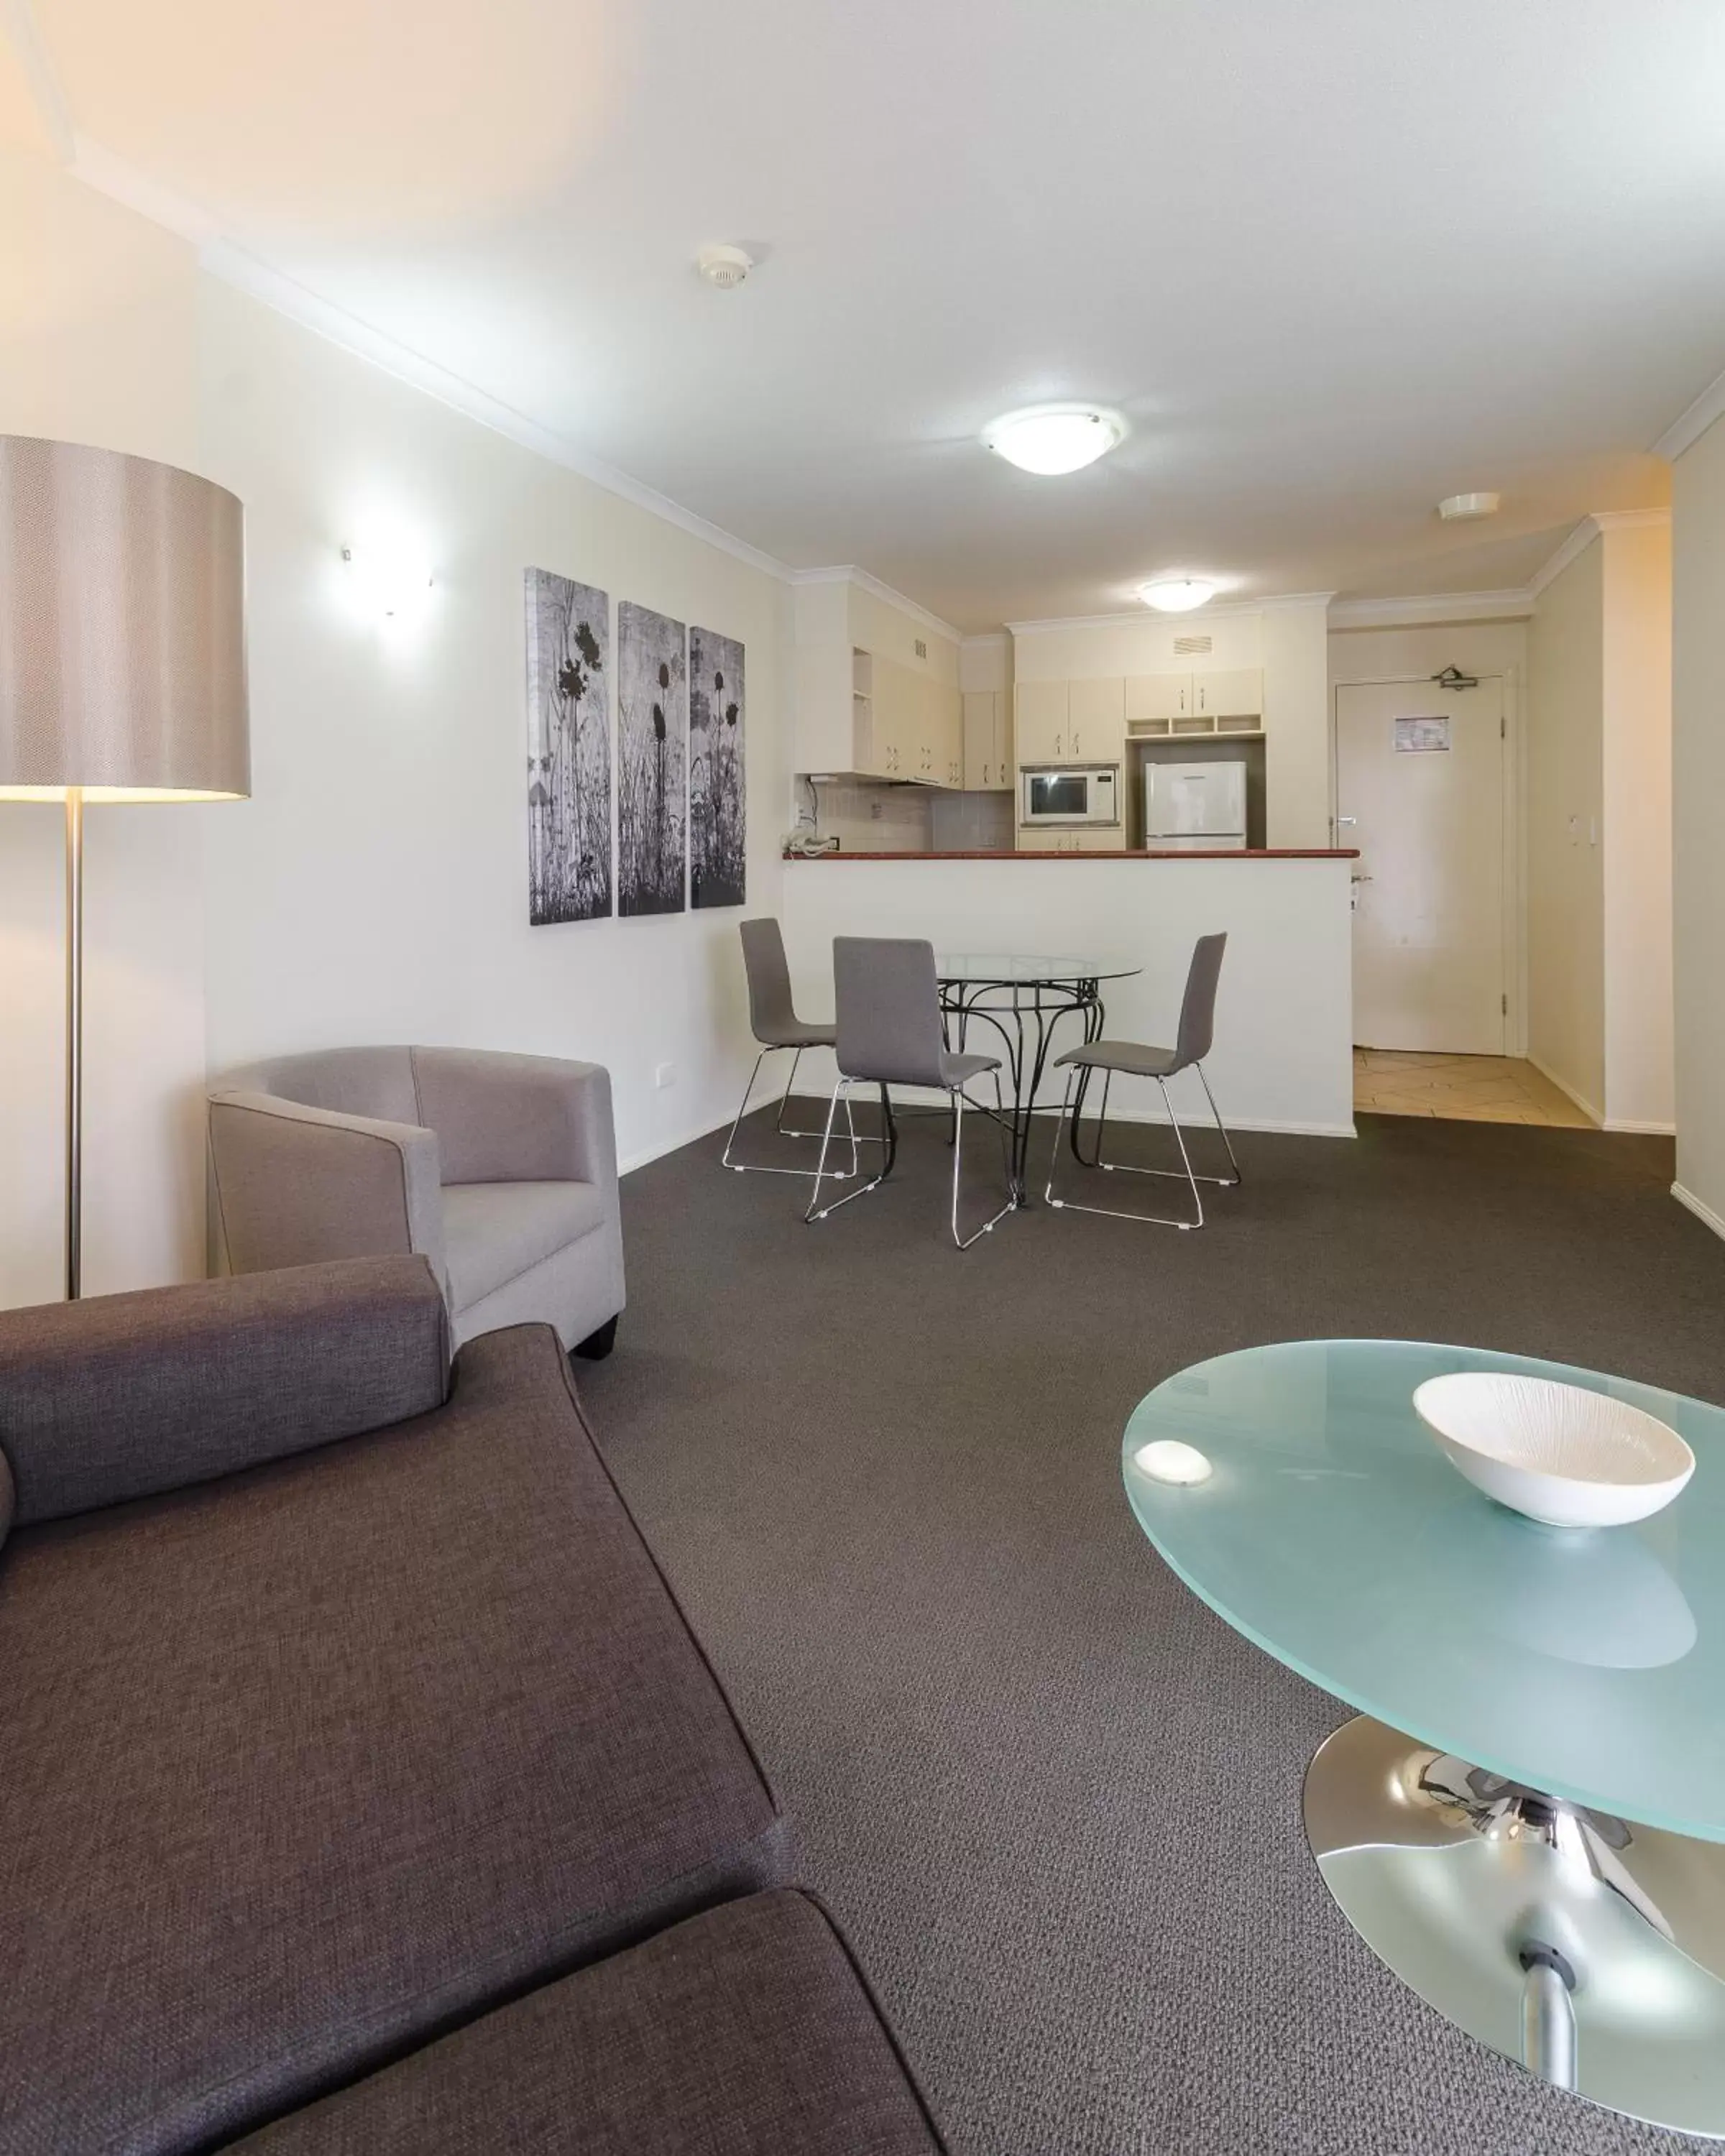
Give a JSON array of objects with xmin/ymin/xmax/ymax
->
[{"xmin": 1174, "ymin": 634, "xmax": 1213, "ymax": 655}]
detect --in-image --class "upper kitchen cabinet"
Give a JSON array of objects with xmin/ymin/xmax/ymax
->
[
  {"xmin": 1125, "ymin": 667, "xmax": 1264, "ymax": 732},
  {"xmin": 794, "ymin": 573, "xmax": 964, "ymax": 784},
  {"xmin": 1066, "ymin": 676, "xmax": 1126, "ymax": 761},
  {"xmin": 1016, "ymin": 678, "xmax": 1127, "ymax": 765},
  {"xmin": 963, "ymin": 691, "xmax": 1013, "ymax": 791}
]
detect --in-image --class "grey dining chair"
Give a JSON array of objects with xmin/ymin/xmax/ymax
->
[
  {"xmin": 723, "ymin": 917, "xmax": 862, "ymax": 1179},
  {"xmin": 1044, "ymin": 932, "xmax": 1240, "ymax": 1230},
  {"xmin": 806, "ymin": 937, "xmax": 1014, "ymax": 1249}
]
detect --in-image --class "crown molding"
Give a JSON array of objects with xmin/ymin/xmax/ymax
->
[
  {"xmin": 1588, "ymin": 507, "xmax": 1670, "ymax": 531},
  {"xmin": 201, "ymin": 239, "xmax": 799, "ymax": 581},
  {"xmin": 1328, "ymin": 587, "xmax": 1534, "ymax": 630},
  {"xmin": 0, "ymin": 0, "xmax": 74, "ymax": 161},
  {"xmin": 1528, "ymin": 519, "xmax": 1601, "ymax": 597},
  {"xmin": 1526, "ymin": 508, "xmax": 1669, "ymax": 599},
  {"xmin": 1654, "ymin": 362, "xmax": 1725, "ymax": 462},
  {"xmin": 1006, "ymin": 592, "xmax": 1333, "ymax": 635},
  {"xmin": 960, "ymin": 631, "xmax": 1009, "ymax": 650},
  {"xmin": 789, "ymin": 565, "xmax": 962, "ymax": 645}
]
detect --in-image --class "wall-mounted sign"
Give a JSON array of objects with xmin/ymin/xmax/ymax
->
[{"xmin": 1394, "ymin": 715, "xmax": 1450, "ymax": 753}]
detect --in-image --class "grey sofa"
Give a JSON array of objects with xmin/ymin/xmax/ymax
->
[
  {"xmin": 0, "ymin": 1258, "xmax": 944, "ymax": 2156},
  {"xmin": 208, "ymin": 1046, "xmax": 625, "ymax": 1356}
]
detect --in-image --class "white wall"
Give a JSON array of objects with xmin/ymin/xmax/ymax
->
[
  {"xmin": 781, "ymin": 857, "xmax": 1356, "ymax": 1137},
  {"xmin": 1672, "ymin": 415, "xmax": 1725, "ymax": 1230},
  {"xmin": 1522, "ymin": 519, "xmax": 1673, "ymax": 1132},
  {"xmin": 196, "ymin": 280, "xmax": 790, "ymax": 1173},
  {"xmin": 1600, "ymin": 520, "xmax": 1674, "ymax": 1131},
  {"xmin": 1, "ymin": 144, "xmax": 792, "ymax": 1307},
  {"xmin": 1527, "ymin": 537, "xmax": 1607, "ymax": 1116}
]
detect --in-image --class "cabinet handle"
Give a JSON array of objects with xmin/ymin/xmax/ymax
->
[{"xmin": 1179, "ymin": 688, "xmax": 1187, "ymax": 713}]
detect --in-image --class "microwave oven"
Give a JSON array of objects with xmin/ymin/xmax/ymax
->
[{"xmin": 1021, "ymin": 763, "xmax": 1121, "ymax": 828}]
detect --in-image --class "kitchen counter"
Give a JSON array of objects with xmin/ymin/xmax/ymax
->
[
  {"xmin": 781, "ymin": 850, "xmax": 1356, "ymax": 1137},
  {"xmin": 783, "ymin": 846, "xmax": 1358, "ymax": 861}
]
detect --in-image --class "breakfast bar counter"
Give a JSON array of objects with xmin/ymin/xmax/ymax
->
[
  {"xmin": 779, "ymin": 850, "xmax": 1358, "ymax": 1138},
  {"xmin": 783, "ymin": 848, "xmax": 1358, "ymax": 862}
]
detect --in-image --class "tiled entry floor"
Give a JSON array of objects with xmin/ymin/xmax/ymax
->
[{"xmin": 1353, "ymin": 1049, "xmax": 1594, "ymax": 1127}]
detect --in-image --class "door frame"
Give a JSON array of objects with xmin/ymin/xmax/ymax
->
[{"xmin": 1329, "ymin": 668, "xmax": 1525, "ymax": 1058}]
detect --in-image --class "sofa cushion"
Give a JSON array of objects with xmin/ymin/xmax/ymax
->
[
  {"xmin": 441, "ymin": 1179, "xmax": 606, "ymax": 1312},
  {"xmin": 229, "ymin": 1891, "xmax": 947, "ymax": 2155},
  {"xmin": 0, "ymin": 1325, "xmax": 787, "ymax": 2156}
]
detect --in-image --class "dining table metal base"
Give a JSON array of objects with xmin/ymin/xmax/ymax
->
[{"xmin": 1305, "ymin": 1713, "xmax": 1725, "ymax": 2139}]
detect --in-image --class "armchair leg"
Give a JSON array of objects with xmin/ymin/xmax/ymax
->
[{"xmin": 572, "ymin": 1315, "xmax": 619, "ymax": 1360}]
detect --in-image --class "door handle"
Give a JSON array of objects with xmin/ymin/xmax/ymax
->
[{"xmin": 1336, "ymin": 815, "xmax": 1358, "ymax": 827}]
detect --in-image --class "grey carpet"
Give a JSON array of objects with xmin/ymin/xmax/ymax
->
[{"xmin": 577, "ymin": 1103, "xmax": 1725, "ymax": 2156}]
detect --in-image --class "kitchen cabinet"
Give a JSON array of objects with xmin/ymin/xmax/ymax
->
[
  {"xmin": 873, "ymin": 656, "xmax": 961, "ymax": 786},
  {"xmin": 963, "ymin": 691, "xmax": 1013, "ymax": 791},
  {"xmin": 1126, "ymin": 668, "xmax": 1264, "ymax": 725},
  {"xmin": 1017, "ymin": 678, "xmax": 1128, "ymax": 765},
  {"xmin": 1014, "ymin": 827, "xmax": 1121, "ymax": 853},
  {"xmin": 1014, "ymin": 680, "xmax": 1068, "ymax": 766},
  {"xmin": 1066, "ymin": 676, "xmax": 1126, "ymax": 762}
]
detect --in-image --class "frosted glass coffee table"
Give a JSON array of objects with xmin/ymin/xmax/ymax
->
[{"xmin": 1123, "ymin": 1340, "xmax": 1725, "ymax": 2138}]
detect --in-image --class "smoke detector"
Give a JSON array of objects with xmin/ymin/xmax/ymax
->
[
  {"xmin": 1438, "ymin": 492, "xmax": 1501, "ymax": 522},
  {"xmin": 697, "ymin": 244, "xmax": 754, "ymax": 290}
]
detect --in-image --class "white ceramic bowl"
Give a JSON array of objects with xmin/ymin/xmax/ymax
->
[{"xmin": 1412, "ymin": 1372, "xmax": 1695, "ymax": 1529}]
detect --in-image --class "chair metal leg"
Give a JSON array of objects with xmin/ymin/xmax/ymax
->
[
  {"xmin": 724, "ymin": 1044, "xmax": 862, "ymax": 1179},
  {"xmin": 951, "ymin": 1082, "xmax": 1016, "ymax": 1250},
  {"xmin": 1045, "ymin": 1069, "xmax": 1211, "ymax": 1230},
  {"xmin": 807, "ymin": 1079, "xmax": 896, "ymax": 1222},
  {"xmin": 1091, "ymin": 1060, "xmax": 1240, "ymax": 1189}
]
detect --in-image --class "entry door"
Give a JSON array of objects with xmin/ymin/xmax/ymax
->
[{"xmin": 1335, "ymin": 678, "xmax": 1506, "ymax": 1053}]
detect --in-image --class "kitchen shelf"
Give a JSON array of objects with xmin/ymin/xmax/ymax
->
[{"xmin": 1129, "ymin": 715, "xmax": 1265, "ymax": 740}]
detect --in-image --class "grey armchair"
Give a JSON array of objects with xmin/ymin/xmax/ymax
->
[{"xmin": 208, "ymin": 1046, "xmax": 626, "ymax": 1356}]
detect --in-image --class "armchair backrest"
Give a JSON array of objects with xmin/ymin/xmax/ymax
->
[{"xmin": 230, "ymin": 1047, "xmax": 420, "ymax": 1128}]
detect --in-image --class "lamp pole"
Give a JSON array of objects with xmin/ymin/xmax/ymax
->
[{"xmin": 64, "ymin": 786, "xmax": 83, "ymax": 1301}]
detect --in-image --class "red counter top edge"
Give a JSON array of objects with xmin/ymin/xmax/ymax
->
[{"xmin": 783, "ymin": 847, "xmax": 1361, "ymax": 862}]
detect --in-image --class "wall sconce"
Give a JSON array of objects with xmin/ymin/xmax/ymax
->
[{"xmin": 342, "ymin": 543, "xmax": 433, "ymax": 619}]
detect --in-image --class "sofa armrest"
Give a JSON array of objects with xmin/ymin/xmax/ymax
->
[
  {"xmin": 410, "ymin": 1048, "xmax": 619, "ymax": 1191},
  {"xmin": 0, "ymin": 1256, "xmax": 449, "ymax": 1526},
  {"xmin": 209, "ymin": 1090, "xmax": 446, "ymax": 1286}
]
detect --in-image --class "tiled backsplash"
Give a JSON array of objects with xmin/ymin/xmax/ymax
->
[{"xmin": 804, "ymin": 779, "xmax": 1014, "ymax": 854}]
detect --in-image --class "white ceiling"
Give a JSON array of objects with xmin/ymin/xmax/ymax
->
[{"xmin": 12, "ymin": 0, "xmax": 1725, "ymax": 630}]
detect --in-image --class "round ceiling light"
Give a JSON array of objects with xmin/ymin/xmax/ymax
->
[
  {"xmin": 1138, "ymin": 579, "xmax": 1217, "ymax": 613},
  {"xmin": 1438, "ymin": 492, "xmax": 1501, "ymax": 522},
  {"xmin": 982, "ymin": 405, "xmax": 1126, "ymax": 476}
]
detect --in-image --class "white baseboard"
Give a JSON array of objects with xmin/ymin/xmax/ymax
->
[
  {"xmin": 1673, "ymin": 1181, "xmax": 1725, "ymax": 1243},
  {"xmin": 1604, "ymin": 1117, "xmax": 1677, "ymax": 1136},
  {"xmin": 1526, "ymin": 1053, "xmax": 1604, "ymax": 1128}
]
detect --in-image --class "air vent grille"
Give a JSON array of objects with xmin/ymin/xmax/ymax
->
[
  {"xmin": 914, "ymin": 637, "xmax": 927, "ymax": 660},
  {"xmin": 1174, "ymin": 635, "xmax": 1213, "ymax": 655}
]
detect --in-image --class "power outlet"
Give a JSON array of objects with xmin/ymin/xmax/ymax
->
[
  {"xmin": 653, "ymin": 1062, "xmax": 676, "ymax": 1090},
  {"xmin": 870, "ymin": 798, "xmax": 885, "ymax": 820}
]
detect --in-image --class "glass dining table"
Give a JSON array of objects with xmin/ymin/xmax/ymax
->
[
  {"xmin": 934, "ymin": 954, "xmax": 1140, "ymax": 1203},
  {"xmin": 1123, "ymin": 1338, "xmax": 1725, "ymax": 2139}
]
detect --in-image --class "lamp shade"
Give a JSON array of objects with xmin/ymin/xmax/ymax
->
[{"xmin": 0, "ymin": 436, "xmax": 249, "ymax": 801}]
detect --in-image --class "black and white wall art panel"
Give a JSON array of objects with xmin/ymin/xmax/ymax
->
[
  {"xmin": 689, "ymin": 627, "xmax": 745, "ymax": 909},
  {"xmin": 525, "ymin": 569, "xmax": 612, "ymax": 925},
  {"xmin": 617, "ymin": 602, "xmax": 689, "ymax": 916}
]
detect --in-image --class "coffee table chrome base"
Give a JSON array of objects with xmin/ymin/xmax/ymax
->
[{"xmin": 1305, "ymin": 1715, "xmax": 1725, "ymax": 2139}]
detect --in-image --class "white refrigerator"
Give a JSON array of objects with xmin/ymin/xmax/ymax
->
[{"xmin": 1144, "ymin": 760, "xmax": 1248, "ymax": 850}]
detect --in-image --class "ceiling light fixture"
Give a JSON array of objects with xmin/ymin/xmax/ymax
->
[
  {"xmin": 1138, "ymin": 579, "xmax": 1217, "ymax": 613},
  {"xmin": 983, "ymin": 404, "xmax": 1126, "ymax": 476},
  {"xmin": 1438, "ymin": 492, "xmax": 1501, "ymax": 522}
]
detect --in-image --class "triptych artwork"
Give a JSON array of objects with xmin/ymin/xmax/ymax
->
[{"xmin": 525, "ymin": 572, "xmax": 744, "ymax": 925}]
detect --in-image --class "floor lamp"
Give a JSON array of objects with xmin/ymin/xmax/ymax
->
[{"xmin": 0, "ymin": 436, "xmax": 249, "ymax": 1299}]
